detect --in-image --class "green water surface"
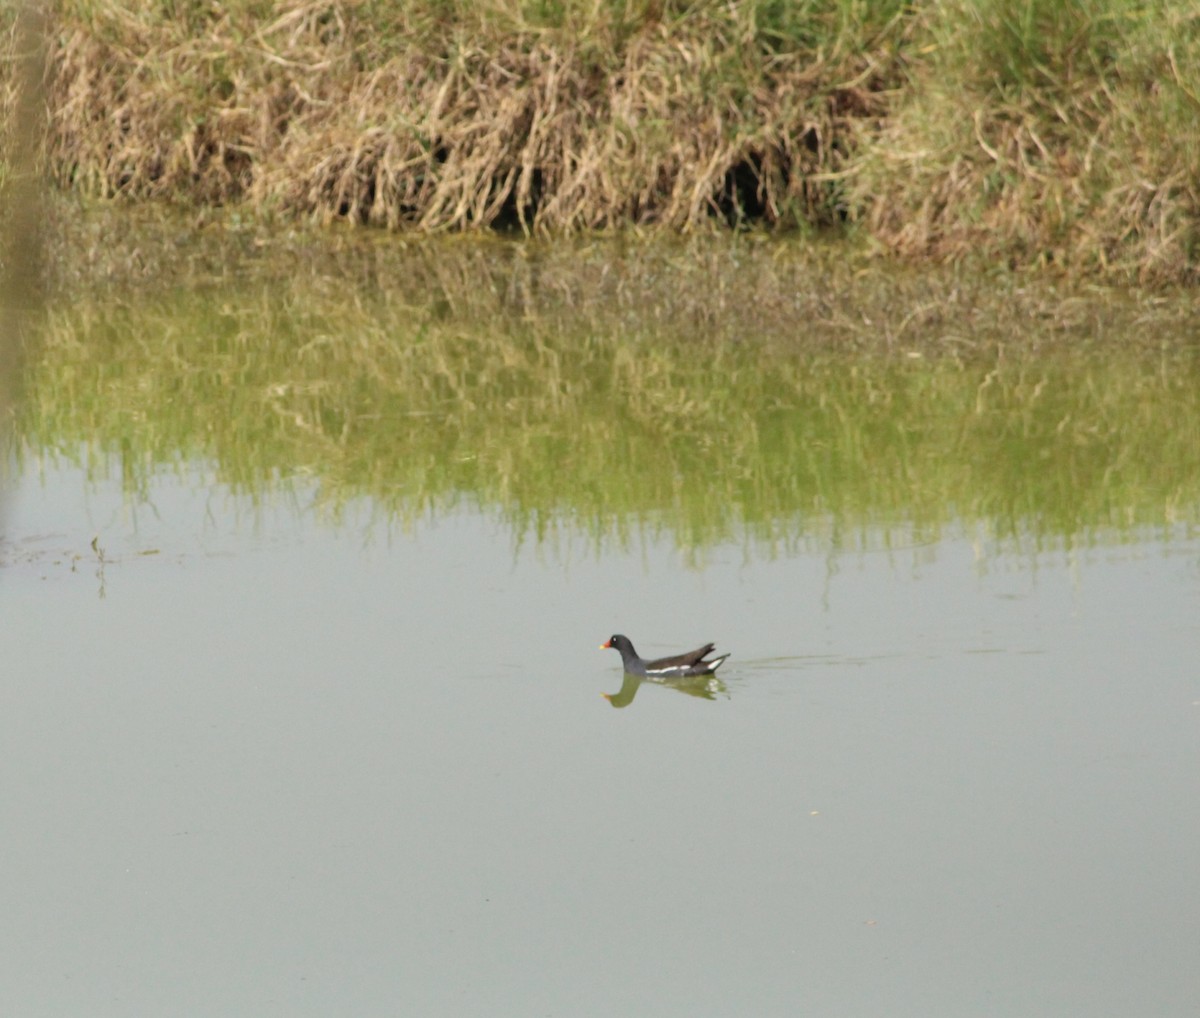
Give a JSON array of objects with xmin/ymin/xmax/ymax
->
[{"xmin": 19, "ymin": 220, "xmax": 1200, "ymax": 557}]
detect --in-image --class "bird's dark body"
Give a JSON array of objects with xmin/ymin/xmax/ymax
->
[{"xmin": 601, "ymin": 634, "xmax": 729, "ymax": 677}]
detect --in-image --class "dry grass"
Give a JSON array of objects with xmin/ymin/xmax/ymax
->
[
  {"xmin": 4, "ymin": 1, "xmax": 1198, "ymax": 280},
  {"xmin": 41, "ymin": 0, "xmax": 900, "ymax": 230}
]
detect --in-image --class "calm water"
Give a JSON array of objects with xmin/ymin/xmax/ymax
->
[
  {"xmin": 3, "ymin": 457, "xmax": 1198, "ymax": 1017},
  {"xmin": 3, "ymin": 230, "xmax": 1199, "ymax": 1016}
]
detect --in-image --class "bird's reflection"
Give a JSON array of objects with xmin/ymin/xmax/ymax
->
[{"xmin": 602, "ymin": 671, "xmax": 728, "ymax": 708}]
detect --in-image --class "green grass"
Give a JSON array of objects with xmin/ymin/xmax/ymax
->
[{"xmin": 854, "ymin": 0, "xmax": 1200, "ymax": 280}]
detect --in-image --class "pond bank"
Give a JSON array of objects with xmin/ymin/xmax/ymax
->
[{"xmin": 5, "ymin": 1, "xmax": 1199, "ymax": 284}]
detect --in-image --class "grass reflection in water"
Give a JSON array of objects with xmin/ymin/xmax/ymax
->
[{"xmin": 23, "ymin": 229, "xmax": 1200, "ymax": 558}]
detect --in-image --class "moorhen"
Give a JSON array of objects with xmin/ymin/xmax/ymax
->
[{"xmin": 600, "ymin": 634, "xmax": 729, "ymax": 677}]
